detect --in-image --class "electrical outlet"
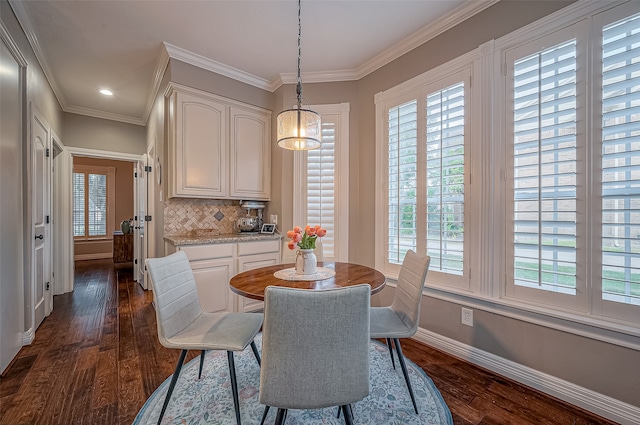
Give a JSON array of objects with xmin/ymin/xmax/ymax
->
[
  {"xmin": 270, "ymin": 214, "xmax": 278, "ymax": 226},
  {"xmin": 461, "ymin": 307, "xmax": 473, "ymax": 327}
]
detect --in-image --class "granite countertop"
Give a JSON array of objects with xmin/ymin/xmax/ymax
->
[{"xmin": 164, "ymin": 231, "xmax": 282, "ymax": 246}]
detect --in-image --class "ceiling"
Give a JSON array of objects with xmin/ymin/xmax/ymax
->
[{"xmin": 9, "ymin": 0, "xmax": 497, "ymax": 126}]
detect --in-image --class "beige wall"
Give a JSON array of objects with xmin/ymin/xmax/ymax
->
[
  {"xmin": 63, "ymin": 112, "xmax": 146, "ymax": 155},
  {"xmin": 72, "ymin": 157, "xmax": 134, "ymax": 259},
  {"xmin": 1, "ymin": 0, "xmax": 64, "ymax": 335}
]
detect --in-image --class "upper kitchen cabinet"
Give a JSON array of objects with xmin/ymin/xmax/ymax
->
[
  {"xmin": 166, "ymin": 83, "xmax": 271, "ymax": 200},
  {"xmin": 229, "ymin": 106, "xmax": 271, "ymax": 200},
  {"xmin": 167, "ymin": 85, "xmax": 227, "ymax": 198}
]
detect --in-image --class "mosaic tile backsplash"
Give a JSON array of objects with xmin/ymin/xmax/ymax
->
[{"xmin": 164, "ymin": 198, "xmax": 245, "ymax": 236}]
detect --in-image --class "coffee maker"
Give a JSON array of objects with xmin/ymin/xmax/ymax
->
[{"xmin": 235, "ymin": 200, "xmax": 266, "ymax": 233}]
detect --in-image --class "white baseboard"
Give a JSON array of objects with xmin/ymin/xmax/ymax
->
[
  {"xmin": 413, "ymin": 328, "xmax": 640, "ymax": 425},
  {"xmin": 74, "ymin": 253, "xmax": 112, "ymax": 261},
  {"xmin": 22, "ymin": 328, "xmax": 34, "ymax": 345}
]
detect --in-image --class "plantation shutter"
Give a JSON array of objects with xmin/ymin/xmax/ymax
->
[
  {"xmin": 426, "ymin": 82, "xmax": 465, "ymax": 275},
  {"xmin": 512, "ymin": 39, "xmax": 578, "ymax": 295},
  {"xmin": 307, "ymin": 121, "xmax": 336, "ymax": 258},
  {"xmin": 601, "ymin": 12, "xmax": 640, "ymax": 306},
  {"xmin": 388, "ymin": 100, "xmax": 418, "ymax": 264},
  {"xmin": 73, "ymin": 173, "xmax": 85, "ymax": 237},
  {"xmin": 73, "ymin": 169, "xmax": 109, "ymax": 239}
]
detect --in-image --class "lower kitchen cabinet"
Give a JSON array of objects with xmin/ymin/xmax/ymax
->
[
  {"xmin": 168, "ymin": 238, "xmax": 281, "ymax": 313},
  {"xmin": 236, "ymin": 251, "xmax": 280, "ymax": 313},
  {"xmin": 190, "ymin": 258, "xmax": 234, "ymax": 313}
]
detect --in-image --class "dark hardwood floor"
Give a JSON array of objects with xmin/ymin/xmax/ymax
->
[{"xmin": 0, "ymin": 259, "xmax": 617, "ymax": 425}]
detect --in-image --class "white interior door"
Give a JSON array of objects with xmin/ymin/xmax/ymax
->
[
  {"xmin": 31, "ymin": 108, "xmax": 51, "ymax": 330},
  {"xmin": 0, "ymin": 36, "xmax": 25, "ymax": 374},
  {"xmin": 134, "ymin": 155, "xmax": 148, "ymax": 287}
]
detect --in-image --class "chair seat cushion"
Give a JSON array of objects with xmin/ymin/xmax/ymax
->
[
  {"xmin": 165, "ymin": 312, "xmax": 263, "ymax": 351},
  {"xmin": 369, "ymin": 306, "xmax": 414, "ymax": 338}
]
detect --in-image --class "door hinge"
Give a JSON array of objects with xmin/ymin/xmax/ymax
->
[
  {"xmin": 46, "ymin": 148, "xmax": 50, "ymax": 157},
  {"xmin": 145, "ymin": 215, "xmax": 152, "ymax": 222},
  {"xmin": 134, "ymin": 259, "xmax": 138, "ymax": 265},
  {"xmin": 46, "ymin": 282, "xmax": 50, "ymax": 290},
  {"xmin": 134, "ymin": 171, "xmax": 138, "ymax": 178},
  {"xmin": 145, "ymin": 165, "xmax": 152, "ymax": 172},
  {"xmin": 134, "ymin": 215, "xmax": 138, "ymax": 221},
  {"xmin": 46, "ymin": 215, "xmax": 50, "ymax": 224}
]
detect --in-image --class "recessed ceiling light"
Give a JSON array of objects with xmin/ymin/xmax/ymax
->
[{"xmin": 99, "ymin": 89, "xmax": 113, "ymax": 96}]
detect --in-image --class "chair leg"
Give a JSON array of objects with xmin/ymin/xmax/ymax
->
[
  {"xmin": 227, "ymin": 351, "xmax": 241, "ymax": 425},
  {"xmin": 157, "ymin": 349, "xmax": 188, "ymax": 425},
  {"xmin": 251, "ymin": 340, "xmax": 261, "ymax": 366},
  {"xmin": 275, "ymin": 408, "xmax": 287, "ymax": 425},
  {"xmin": 386, "ymin": 338, "xmax": 396, "ymax": 369},
  {"xmin": 198, "ymin": 350, "xmax": 206, "ymax": 379},
  {"xmin": 393, "ymin": 338, "xmax": 418, "ymax": 414},
  {"xmin": 341, "ymin": 404, "xmax": 354, "ymax": 425},
  {"xmin": 260, "ymin": 406, "xmax": 270, "ymax": 425}
]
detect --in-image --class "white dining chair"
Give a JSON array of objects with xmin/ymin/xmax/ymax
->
[
  {"xmin": 146, "ymin": 251, "xmax": 263, "ymax": 425},
  {"xmin": 370, "ymin": 250, "xmax": 430, "ymax": 414}
]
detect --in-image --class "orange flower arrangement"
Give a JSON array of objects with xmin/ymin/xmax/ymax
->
[{"xmin": 286, "ymin": 225, "xmax": 326, "ymax": 250}]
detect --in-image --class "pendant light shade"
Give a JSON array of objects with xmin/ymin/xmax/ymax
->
[
  {"xmin": 276, "ymin": 0, "xmax": 321, "ymax": 151},
  {"xmin": 277, "ymin": 106, "xmax": 321, "ymax": 150}
]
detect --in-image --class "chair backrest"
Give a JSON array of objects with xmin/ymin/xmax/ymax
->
[
  {"xmin": 259, "ymin": 285, "xmax": 370, "ymax": 409},
  {"xmin": 390, "ymin": 250, "xmax": 431, "ymax": 335},
  {"xmin": 145, "ymin": 251, "xmax": 203, "ymax": 346}
]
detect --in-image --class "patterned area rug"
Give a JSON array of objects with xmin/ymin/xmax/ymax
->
[{"xmin": 134, "ymin": 335, "xmax": 453, "ymax": 424}]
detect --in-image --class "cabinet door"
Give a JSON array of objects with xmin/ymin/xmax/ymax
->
[
  {"xmin": 190, "ymin": 258, "xmax": 234, "ymax": 313},
  {"xmin": 169, "ymin": 89, "xmax": 227, "ymax": 198},
  {"xmin": 229, "ymin": 106, "xmax": 271, "ymax": 200},
  {"xmin": 235, "ymin": 252, "xmax": 280, "ymax": 312}
]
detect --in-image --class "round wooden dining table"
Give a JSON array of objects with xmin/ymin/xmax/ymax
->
[{"xmin": 229, "ymin": 262, "xmax": 386, "ymax": 301}]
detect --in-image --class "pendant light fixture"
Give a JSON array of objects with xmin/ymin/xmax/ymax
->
[{"xmin": 276, "ymin": 0, "xmax": 321, "ymax": 150}]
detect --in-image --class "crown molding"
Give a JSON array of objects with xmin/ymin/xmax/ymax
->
[
  {"xmin": 64, "ymin": 104, "xmax": 146, "ymax": 126},
  {"xmin": 355, "ymin": 0, "xmax": 500, "ymax": 79},
  {"xmin": 8, "ymin": 0, "xmax": 67, "ymax": 107},
  {"xmin": 143, "ymin": 44, "xmax": 171, "ymax": 124},
  {"xmin": 163, "ymin": 42, "xmax": 273, "ymax": 91},
  {"xmin": 8, "ymin": 0, "xmax": 500, "ymax": 126}
]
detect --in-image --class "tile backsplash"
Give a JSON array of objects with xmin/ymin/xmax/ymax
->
[{"xmin": 164, "ymin": 198, "xmax": 244, "ymax": 236}]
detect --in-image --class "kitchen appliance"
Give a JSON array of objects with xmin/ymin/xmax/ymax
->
[{"xmin": 236, "ymin": 201, "xmax": 266, "ymax": 233}]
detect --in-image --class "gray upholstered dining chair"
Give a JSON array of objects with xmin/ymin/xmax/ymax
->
[
  {"xmin": 259, "ymin": 284, "xmax": 371, "ymax": 425},
  {"xmin": 145, "ymin": 250, "xmax": 263, "ymax": 425},
  {"xmin": 370, "ymin": 250, "xmax": 430, "ymax": 414}
]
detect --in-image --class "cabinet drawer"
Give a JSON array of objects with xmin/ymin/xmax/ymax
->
[
  {"xmin": 179, "ymin": 243, "xmax": 234, "ymax": 261},
  {"xmin": 237, "ymin": 240, "xmax": 280, "ymax": 256}
]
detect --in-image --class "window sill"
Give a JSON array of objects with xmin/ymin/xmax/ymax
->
[{"xmin": 383, "ymin": 278, "xmax": 640, "ymax": 351}]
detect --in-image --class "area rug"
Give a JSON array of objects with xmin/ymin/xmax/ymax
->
[{"xmin": 133, "ymin": 334, "xmax": 453, "ymax": 424}]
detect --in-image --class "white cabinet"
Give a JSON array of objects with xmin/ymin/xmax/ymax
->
[
  {"xmin": 167, "ymin": 83, "xmax": 271, "ymax": 200},
  {"xmin": 178, "ymin": 243, "xmax": 235, "ymax": 313},
  {"xmin": 235, "ymin": 239, "xmax": 281, "ymax": 313},
  {"xmin": 168, "ymin": 237, "xmax": 281, "ymax": 313},
  {"xmin": 190, "ymin": 258, "xmax": 234, "ymax": 313},
  {"xmin": 229, "ymin": 106, "xmax": 271, "ymax": 200},
  {"xmin": 167, "ymin": 87, "xmax": 227, "ymax": 198}
]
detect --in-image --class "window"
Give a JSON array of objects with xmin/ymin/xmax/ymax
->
[
  {"xmin": 501, "ymin": 2, "xmax": 640, "ymax": 322},
  {"xmin": 597, "ymin": 5, "xmax": 640, "ymax": 320},
  {"xmin": 294, "ymin": 104, "xmax": 349, "ymax": 261},
  {"xmin": 377, "ymin": 66, "xmax": 473, "ymax": 288},
  {"xmin": 505, "ymin": 25, "xmax": 585, "ymax": 310},
  {"xmin": 73, "ymin": 165, "xmax": 115, "ymax": 240},
  {"xmin": 375, "ymin": 0, "xmax": 640, "ymax": 333}
]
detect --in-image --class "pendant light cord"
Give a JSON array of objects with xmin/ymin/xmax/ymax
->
[{"xmin": 296, "ymin": 0, "xmax": 302, "ymax": 108}]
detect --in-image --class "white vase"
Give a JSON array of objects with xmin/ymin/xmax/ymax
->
[{"xmin": 295, "ymin": 248, "xmax": 317, "ymax": 275}]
